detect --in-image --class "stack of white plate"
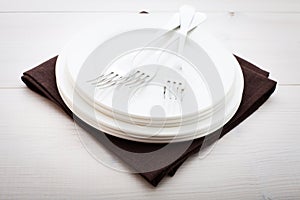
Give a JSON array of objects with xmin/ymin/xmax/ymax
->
[{"xmin": 55, "ymin": 13, "xmax": 244, "ymax": 143}]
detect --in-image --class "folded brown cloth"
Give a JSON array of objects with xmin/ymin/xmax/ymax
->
[{"xmin": 21, "ymin": 55, "xmax": 276, "ymax": 187}]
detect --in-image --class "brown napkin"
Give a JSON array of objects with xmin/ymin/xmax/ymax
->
[{"xmin": 21, "ymin": 55, "xmax": 276, "ymax": 187}]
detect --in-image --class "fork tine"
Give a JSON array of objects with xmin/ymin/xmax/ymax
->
[
  {"xmin": 128, "ymin": 75, "xmax": 150, "ymax": 88},
  {"xmin": 95, "ymin": 74, "xmax": 119, "ymax": 87},
  {"xmin": 124, "ymin": 73, "xmax": 145, "ymax": 86},
  {"xmin": 87, "ymin": 72, "xmax": 114, "ymax": 83}
]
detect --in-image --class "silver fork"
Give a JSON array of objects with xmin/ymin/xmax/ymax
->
[
  {"xmin": 87, "ymin": 70, "xmax": 151, "ymax": 89},
  {"xmin": 87, "ymin": 6, "xmax": 204, "ymax": 101}
]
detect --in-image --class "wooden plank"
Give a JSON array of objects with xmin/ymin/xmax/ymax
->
[
  {"xmin": 0, "ymin": 86, "xmax": 299, "ymax": 199},
  {"xmin": 0, "ymin": 0, "xmax": 299, "ymax": 12},
  {"xmin": 0, "ymin": 13, "xmax": 299, "ymax": 87}
]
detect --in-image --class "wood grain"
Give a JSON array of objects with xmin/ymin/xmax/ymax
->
[
  {"xmin": 0, "ymin": 1, "xmax": 299, "ymax": 199},
  {"xmin": 0, "ymin": 87, "xmax": 299, "ymax": 199},
  {"xmin": 0, "ymin": 13, "xmax": 299, "ymax": 87},
  {"xmin": 0, "ymin": 0, "xmax": 299, "ymax": 12}
]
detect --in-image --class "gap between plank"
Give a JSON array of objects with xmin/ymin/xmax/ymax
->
[{"xmin": 0, "ymin": 10, "xmax": 300, "ymax": 14}]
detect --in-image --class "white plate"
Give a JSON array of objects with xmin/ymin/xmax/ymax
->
[
  {"xmin": 55, "ymin": 14, "xmax": 244, "ymax": 143},
  {"xmin": 56, "ymin": 50, "xmax": 243, "ymax": 142},
  {"xmin": 64, "ymin": 16, "xmax": 237, "ymax": 125}
]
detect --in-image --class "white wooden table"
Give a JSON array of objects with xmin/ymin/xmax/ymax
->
[{"xmin": 1, "ymin": 1, "xmax": 300, "ymax": 199}]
